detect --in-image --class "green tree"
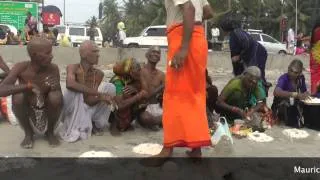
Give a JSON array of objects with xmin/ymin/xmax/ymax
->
[
  {"xmin": 123, "ymin": 0, "xmax": 149, "ymax": 36},
  {"xmin": 86, "ymin": 16, "xmax": 98, "ymax": 27},
  {"xmin": 100, "ymin": 0, "xmax": 121, "ymax": 40},
  {"xmin": 283, "ymin": 0, "xmax": 311, "ymax": 34}
]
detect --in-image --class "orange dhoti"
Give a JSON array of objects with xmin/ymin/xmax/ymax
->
[{"xmin": 162, "ymin": 24, "xmax": 211, "ymax": 148}]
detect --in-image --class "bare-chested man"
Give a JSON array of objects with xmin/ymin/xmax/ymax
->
[
  {"xmin": 0, "ymin": 37, "xmax": 62, "ymax": 148},
  {"xmin": 109, "ymin": 46, "xmax": 164, "ymax": 135},
  {"xmin": 59, "ymin": 40, "xmax": 116, "ymax": 143},
  {"xmin": 138, "ymin": 46, "xmax": 165, "ymax": 127}
]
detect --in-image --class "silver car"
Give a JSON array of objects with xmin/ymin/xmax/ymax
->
[{"xmin": 248, "ymin": 30, "xmax": 287, "ymax": 55}]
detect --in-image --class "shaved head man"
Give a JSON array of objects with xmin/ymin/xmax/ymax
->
[
  {"xmin": 0, "ymin": 37, "xmax": 63, "ymax": 148},
  {"xmin": 59, "ymin": 40, "xmax": 116, "ymax": 143}
]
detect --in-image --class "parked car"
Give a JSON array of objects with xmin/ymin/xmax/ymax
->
[
  {"xmin": 54, "ymin": 25, "xmax": 103, "ymax": 47},
  {"xmin": 123, "ymin": 25, "xmax": 167, "ymax": 48},
  {"xmin": 248, "ymin": 29, "xmax": 287, "ymax": 55}
]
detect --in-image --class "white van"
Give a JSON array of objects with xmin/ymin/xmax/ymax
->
[{"xmin": 55, "ymin": 25, "xmax": 103, "ymax": 47}]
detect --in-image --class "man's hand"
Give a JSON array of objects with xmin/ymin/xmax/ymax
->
[
  {"xmin": 101, "ymin": 93, "xmax": 119, "ymax": 111},
  {"xmin": 99, "ymin": 93, "xmax": 113, "ymax": 103},
  {"xmin": 44, "ymin": 76, "xmax": 60, "ymax": 90},
  {"xmin": 231, "ymin": 55, "xmax": 240, "ymax": 63},
  {"xmin": 169, "ymin": 48, "xmax": 188, "ymax": 69},
  {"xmin": 29, "ymin": 82, "xmax": 41, "ymax": 95},
  {"xmin": 123, "ymin": 85, "xmax": 138, "ymax": 96}
]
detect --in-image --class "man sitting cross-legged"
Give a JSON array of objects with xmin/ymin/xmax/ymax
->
[
  {"xmin": 0, "ymin": 37, "xmax": 62, "ymax": 148},
  {"xmin": 59, "ymin": 40, "xmax": 116, "ymax": 143}
]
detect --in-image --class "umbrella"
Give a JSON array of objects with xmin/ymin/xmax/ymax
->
[{"xmin": 42, "ymin": 5, "xmax": 62, "ymax": 17}]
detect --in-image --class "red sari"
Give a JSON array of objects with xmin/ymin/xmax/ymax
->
[{"xmin": 310, "ymin": 27, "xmax": 320, "ymax": 94}]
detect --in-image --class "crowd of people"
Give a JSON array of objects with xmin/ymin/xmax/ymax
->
[
  {"xmin": 0, "ymin": 12, "xmax": 58, "ymax": 46},
  {"xmin": 0, "ymin": 0, "xmax": 320, "ymax": 167}
]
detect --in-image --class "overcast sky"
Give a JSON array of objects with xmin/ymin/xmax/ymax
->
[{"xmin": 44, "ymin": 0, "xmax": 101, "ymax": 24}]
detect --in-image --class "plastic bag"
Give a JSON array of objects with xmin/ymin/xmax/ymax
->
[
  {"xmin": 4, "ymin": 96, "xmax": 18, "ymax": 125},
  {"xmin": 211, "ymin": 117, "xmax": 233, "ymax": 145}
]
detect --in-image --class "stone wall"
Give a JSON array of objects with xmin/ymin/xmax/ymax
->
[{"xmin": 0, "ymin": 46, "xmax": 309, "ymax": 71}]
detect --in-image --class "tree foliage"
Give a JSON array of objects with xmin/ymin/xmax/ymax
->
[
  {"xmin": 86, "ymin": 16, "xmax": 98, "ymax": 27},
  {"xmin": 100, "ymin": 0, "xmax": 121, "ymax": 40},
  {"xmin": 97, "ymin": 0, "xmax": 319, "ymax": 40}
]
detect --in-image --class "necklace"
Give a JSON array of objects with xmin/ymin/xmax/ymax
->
[{"xmin": 79, "ymin": 64, "xmax": 96, "ymax": 88}]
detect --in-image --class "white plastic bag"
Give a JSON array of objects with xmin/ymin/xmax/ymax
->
[
  {"xmin": 5, "ymin": 96, "xmax": 18, "ymax": 126},
  {"xmin": 211, "ymin": 117, "xmax": 233, "ymax": 145}
]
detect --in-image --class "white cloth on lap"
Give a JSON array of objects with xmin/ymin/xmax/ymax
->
[
  {"xmin": 59, "ymin": 82, "xmax": 116, "ymax": 143},
  {"xmin": 145, "ymin": 103, "xmax": 163, "ymax": 117}
]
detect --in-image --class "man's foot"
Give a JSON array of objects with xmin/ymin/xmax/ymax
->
[
  {"xmin": 92, "ymin": 127, "xmax": 104, "ymax": 136},
  {"xmin": 126, "ymin": 125, "xmax": 135, "ymax": 131},
  {"xmin": 148, "ymin": 125, "xmax": 160, "ymax": 131},
  {"xmin": 186, "ymin": 148, "xmax": 202, "ymax": 163},
  {"xmin": 20, "ymin": 136, "xmax": 33, "ymax": 149},
  {"xmin": 48, "ymin": 134, "xmax": 60, "ymax": 147},
  {"xmin": 140, "ymin": 147, "xmax": 173, "ymax": 167},
  {"xmin": 186, "ymin": 148, "xmax": 202, "ymax": 158},
  {"xmin": 110, "ymin": 123, "xmax": 121, "ymax": 136}
]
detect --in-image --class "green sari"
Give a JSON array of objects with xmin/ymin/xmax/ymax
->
[{"xmin": 218, "ymin": 77, "xmax": 266, "ymax": 123}]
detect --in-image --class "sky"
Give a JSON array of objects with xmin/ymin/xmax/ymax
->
[{"xmin": 44, "ymin": 0, "xmax": 101, "ymax": 24}]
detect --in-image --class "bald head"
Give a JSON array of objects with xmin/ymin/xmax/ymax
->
[
  {"xmin": 79, "ymin": 40, "xmax": 99, "ymax": 64},
  {"xmin": 146, "ymin": 46, "xmax": 161, "ymax": 64},
  {"xmin": 79, "ymin": 40, "xmax": 96, "ymax": 58},
  {"xmin": 27, "ymin": 37, "xmax": 53, "ymax": 66},
  {"xmin": 27, "ymin": 37, "xmax": 52, "ymax": 57},
  {"xmin": 147, "ymin": 46, "xmax": 160, "ymax": 54}
]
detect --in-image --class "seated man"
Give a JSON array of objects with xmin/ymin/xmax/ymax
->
[
  {"xmin": 137, "ymin": 46, "xmax": 165, "ymax": 128},
  {"xmin": 109, "ymin": 46, "xmax": 164, "ymax": 135},
  {"xmin": 216, "ymin": 66, "xmax": 266, "ymax": 125},
  {"xmin": 0, "ymin": 37, "xmax": 62, "ymax": 148},
  {"xmin": 271, "ymin": 59, "xmax": 309, "ymax": 128},
  {"xmin": 59, "ymin": 40, "xmax": 116, "ymax": 143}
]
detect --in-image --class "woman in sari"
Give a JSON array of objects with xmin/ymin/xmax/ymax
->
[
  {"xmin": 271, "ymin": 59, "xmax": 310, "ymax": 128},
  {"xmin": 310, "ymin": 21, "xmax": 320, "ymax": 95},
  {"xmin": 109, "ymin": 58, "xmax": 142, "ymax": 134},
  {"xmin": 216, "ymin": 66, "xmax": 266, "ymax": 125}
]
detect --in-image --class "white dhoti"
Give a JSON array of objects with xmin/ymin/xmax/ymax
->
[
  {"xmin": 59, "ymin": 83, "xmax": 116, "ymax": 142},
  {"xmin": 145, "ymin": 103, "xmax": 163, "ymax": 117}
]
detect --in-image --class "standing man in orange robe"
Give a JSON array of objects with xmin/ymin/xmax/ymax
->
[{"xmin": 144, "ymin": 0, "xmax": 212, "ymax": 166}]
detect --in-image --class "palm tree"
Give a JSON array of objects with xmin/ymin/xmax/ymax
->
[{"xmin": 100, "ymin": 0, "xmax": 121, "ymax": 40}]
